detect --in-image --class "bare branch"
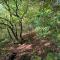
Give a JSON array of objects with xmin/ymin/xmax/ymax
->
[
  {"xmin": 7, "ymin": 28, "xmax": 14, "ymax": 40},
  {"xmin": 15, "ymin": 0, "xmax": 19, "ymax": 17},
  {"xmin": 14, "ymin": 24, "xmax": 18, "ymax": 37}
]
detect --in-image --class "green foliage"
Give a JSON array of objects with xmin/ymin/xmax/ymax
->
[
  {"xmin": 35, "ymin": 26, "xmax": 50, "ymax": 37},
  {"xmin": 47, "ymin": 53, "xmax": 55, "ymax": 60},
  {"xmin": 31, "ymin": 55, "xmax": 41, "ymax": 60},
  {"xmin": 0, "ymin": 0, "xmax": 60, "ymax": 59},
  {"xmin": 0, "ymin": 0, "xmax": 60, "ymax": 45}
]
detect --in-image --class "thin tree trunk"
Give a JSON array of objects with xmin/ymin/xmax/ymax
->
[{"xmin": 19, "ymin": 19, "xmax": 23, "ymax": 44}]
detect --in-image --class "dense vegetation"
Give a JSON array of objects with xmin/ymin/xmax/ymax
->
[{"xmin": 0, "ymin": 0, "xmax": 60, "ymax": 60}]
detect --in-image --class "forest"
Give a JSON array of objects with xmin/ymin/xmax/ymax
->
[{"xmin": 0, "ymin": 0, "xmax": 60, "ymax": 60}]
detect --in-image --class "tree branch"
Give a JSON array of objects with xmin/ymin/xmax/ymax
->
[
  {"xmin": 3, "ymin": 0, "xmax": 11, "ymax": 13},
  {"xmin": 7, "ymin": 28, "xmax": 14, "ymax": 40},
  {"xmin": 0, "ymin": 0, "xmax": 20, "ymax": 43},
  {"xmin": 0, "ymin": 17, "xmax": 14, "ymax": 28},
  {"xmin": 0, "ymin": 22, "xmax": 19, "ymax": 41},
  {"xmin": 14, "ymin": 24, "xmax": 18, "ymax": 37},
  {"xmin": 19, "ymin": 2, "xmax": 29, "ymax": 44},
  {"xmin": 15, "ymin": 0, "xmax": 19, "ymax": 17}
]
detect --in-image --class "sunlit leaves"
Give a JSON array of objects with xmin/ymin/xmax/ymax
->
[{"xmin": 35, "ymin": 26, "xmax": 50, "ymax": 37}]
